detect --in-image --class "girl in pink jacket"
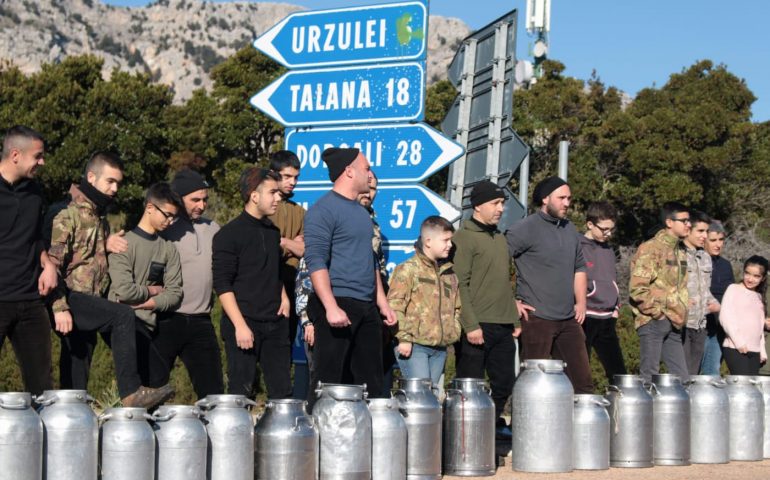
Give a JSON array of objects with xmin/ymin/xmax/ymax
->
[{"xmin": 720, "ymin": 255, "xmax": 768, "ymax": 375}]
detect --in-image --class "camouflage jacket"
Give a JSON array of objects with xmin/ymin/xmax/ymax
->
[
  {"xmin": 371, "ymin": 211, "xmax": 388, "ymax": 281},
  {"xmin": 47, "ymin": 184, "xmax": 110, "ymax": 313},
  {"xmin": 629, "ymin": 229, "xmax": 689, "ymax": 329},
  {"xmin": 387, "ymin": 250, "xmax": 462, "ymax": 347},
  {"xmin": 685, "ymin": 246, "xmax": 717, "ymax": 330}
]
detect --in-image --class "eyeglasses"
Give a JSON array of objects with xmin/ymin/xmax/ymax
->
[
  {"xmin": 594, "ymin": 225, "xmax": 615, "ymax": 235},
  {"xmin": 151, "ymin": 202, "xmax": 178, "ymax": 224},
  {"xmin": 671, "ymin": 217, "xmax": 692, "ymax": 224}
]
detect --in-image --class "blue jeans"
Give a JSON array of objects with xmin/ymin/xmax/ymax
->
[
  {"xmin": 700, "ymin": 333, "xmax": 723, "ymax": 375},
  {"xmin": 395, "ymin": 344, "xmax": 447, "ymax": 386}
]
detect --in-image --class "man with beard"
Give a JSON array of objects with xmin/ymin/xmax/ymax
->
[
  {"xmin": 0, "ymin": 126, "xmax": 57, "ymax": 396},
  {"xmin": 506, "ymin": 176, "xmax": 593, "ymax": 393},
  {"xmin": 49, "ymin": 153, "xmax": 173, "ymax": 408},
  {"xmin": 303, "ymin": 147, "xmax": 397, "ymax": 409}
]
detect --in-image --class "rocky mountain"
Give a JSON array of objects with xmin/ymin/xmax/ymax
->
[{"xmin": 0, "ymin": 0, "xmax": 470, "ymax": 102}]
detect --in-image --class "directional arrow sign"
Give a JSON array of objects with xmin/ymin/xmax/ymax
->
[
  {"xmin": 250, "ymin": 62, "xmax": 425, "ymax": 127},
  {"xmin": 292, "ymin": 184, "xmax": 461, "ymax": 244},
  {"xmin": 286, "ymin": 123, "xmax": 464, "ymax": 185},
  {"xmin": 254, "ymin": 0, "xmax": 428, "ymax": 69}
]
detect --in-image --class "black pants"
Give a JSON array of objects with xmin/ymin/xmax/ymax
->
[
  {"xmin": 143, "ymin": 313, "xmax": 224, "ymax": 399},
  {"xmin": 307, "ymin": 294, "xmax": 384, "ymax": 411},
  {"xmin": 683, "ymin": 327, "xmax": 707, "ymax": 375},
  {"xmin": 60, "ymin": 292, "xmax": 143, "ymax": 398},
  {"xmin": 455, "ymin": 323, "xmax": 516, "ymax": 421},
  {"xmin": 221, "ymin": 315, "xmax": 291, "ymax": 400},
  {"xmin": 723, "ymin": 347, "xmax": 761, "ymax": 375},
  {"xmin": 0, "ymin": 299, "xmax": 52, "ymax": 395},
  {"xmin": 582, "ymin": 316, "xmax": 627, "ymax": 382}
]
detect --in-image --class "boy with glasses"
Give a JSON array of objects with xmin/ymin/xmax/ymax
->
[
  {"xmin": 580, "ymin": 201, "xmax": 627, "ymax": 382},
  {"xmin": 629, "ymin": 201, "xmax": 691, "ymax": 383}
]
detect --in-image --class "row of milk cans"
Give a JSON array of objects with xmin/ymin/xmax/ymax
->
[
  {"xmin": 512, "ymin": 359, "xmax": 770, "ymax": 472},
  {"xmin": 0, "ymin": 376, "xmax": 495, "ymax": 480}
]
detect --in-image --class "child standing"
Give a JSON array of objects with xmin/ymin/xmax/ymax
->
[
  {"xmin": 388, "ymin": 216, "xmax": 462, "ymax": 385},
  {"xmin": 720, "ymin": 255, "xmax": 768, "ymax": 375}
]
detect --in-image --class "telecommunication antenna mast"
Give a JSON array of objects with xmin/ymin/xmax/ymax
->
[{"xmin": 525, "ymin": 0, "xmax": 551, "ymax": 78}]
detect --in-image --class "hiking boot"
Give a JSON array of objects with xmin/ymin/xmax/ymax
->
[{"xmin": 122, "ymin": 384, "xmax": 175, "ymax": 409}]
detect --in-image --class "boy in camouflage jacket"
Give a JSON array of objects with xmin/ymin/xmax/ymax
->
[
  {"xmin": 388, "ymin": 216, "xmax": 461, "ymax": 385},
  {"xmin": 629, "ymin": 202, "xmax": 691, "ymax": 382}
]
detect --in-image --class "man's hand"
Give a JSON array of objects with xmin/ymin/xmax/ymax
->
[
  {"xmin": 235, "ymin": 324, "xmax": 255, "ymax": 350},
  {"xmin": 54, "ymin": 310, "xmax": 73, "ymax": 335},
  {"xmin": 147, "ymin": 285, "xmax": 165, "ymax": 297},
  {"xmin": 131, "ymin": 298, "xmax": 156, "ymax": 310},
  {"xmin": 278, "ymin": 290, "xmax": 290, "ymax": 318},
  {"xmin": 466, "ymin": 328, "xmax": 484, "ymax": 345},
  {"xmin": 575, "ymin": 302, "xmax": 587, "ymax": 325},
  {"xmin": 738, "ymin": 344, "xmax": 749, "ymax": 354},
  {"xmin": 513, "ymin": 327, "xmax": 522, "ymax": 338},
  {"xmin": 516, "ymin": 300, "xmax": 535, "ymax": 321},
  {"xmin": 707, "ymin": 302, "xmax": 720, "ymax": 313},
  {"xmin": 764, "ymin": 318, "xmax": 770, "ymax": 331},
  {"xmin": 327, "ymin": 306, "xmax": 351, "ymax": 328},
  {"xmin": 397, "ymin": 342, "xmax": 413, "ymax": 358},
  {"xmin": 38, "ymin": 261, "xmax": 58, "ymax": 296},
  {"xmin": 380, "ymin": 304, "xmax": 397, "ymax": 327},
  {"xmin": 106, "ymin": 230, "xmax": 128, "ymax": 254},
  {"xmin": 304, "ymin": 324, "xmax": 315, "ymax": 347}
]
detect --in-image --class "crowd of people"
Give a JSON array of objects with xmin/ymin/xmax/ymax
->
[{"xmin": 1, "ymin": 125, "xmax": 769, "ymax": 427}]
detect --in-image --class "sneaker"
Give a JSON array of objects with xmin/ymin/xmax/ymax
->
[
  {"xmin": 122, "ymin": 384, "xmax": 175, "ymax": 409},
  {"xmin": 496, "ymin": 424, "xmax": 513, "ymax": 439}
]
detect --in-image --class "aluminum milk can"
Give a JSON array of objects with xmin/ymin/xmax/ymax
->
[
  {"xmin": 255, "ymin": 398, "xmax": 318, "ymax": 480},
  {"xmin": 685, "ymin": 375, "xmax": 729, "ymax": 464},
  {"xmin": 650, "ymin": 374, "xmax": 690, "ymax": 466},
  {"xmin": 369, "ymin": 397, "xmax": 407, "ymax": 480},
  {"xmin": 313, "ymin": 383, "xmax": 372, "ymax": 480},
  {"xmin": 152, "ymin": 405, "xmax": 208, "ymax": 480},
  {"xmin": 605, "ymin": 374, "xmax": 653, "ymax": 468},
  {"xmin": 99, "ymin": 407, "xmax": 155, "ymax": 480},
  {"xmin": 512, "ymin": 359, "xmax": 574, "ymax": 473},
  {"xmin": 196, "ymin": 394, "xmax": 256, "ymax": 480},
  {"xmin": 725, "ymin": 375, "xmax": 764, "ymax": 461},
  {"xmin": 0, "ymin": 392, "xmax": 43, "ymax": 480},
  {"xmin": 37, "ymin": 389, "xmax": 98, "ymax": 480},
  {"xmin": 394, "ymin": 377, "xmax": 442, "ymax": 480},
  {"xmin": 442, "ymin": 378, "xmax": 495, "ymax": 477},
  {"xmin": 755, "ymin": 376, "xmax": 770, "ymax": 458},
  {"xmin": 573, "ymin": 394, "xmax": 610, "ymax": 470}
]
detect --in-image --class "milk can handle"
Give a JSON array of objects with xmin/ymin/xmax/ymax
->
[
  {"xmin": 606, "ymin": 385, "xmax": 622, "ymax": 396},
  {"xmin": 152, "ymin": 410, "xmax": 177, "ymax": 422},
  {"xmin": 34, "ymin": 393, "xmax": 57, "ymax": 407},
  {"xmin": 392, "ymin": 388, "xmax": 407, "ymax": 400},
  {"xmin": 593, "ymin": 398, "xmax": 611, "ymax": 407},
  {"xmin": 98, "ymin": 412, "xmax": 113, "ymax": 422},
  {"xmin": 142, "ymin": 413, "xmax": 155, "ymax": 421},
  {"xmin": 293, "ymin": 415, "xmax": 315, "ymax": 431},
  {"xmin": 711, "ymin": 380, "xmax": 727, "ymax": 388},
  {"xmin": 445, "ymin": 388, "xmax": 463, "ymax": 399},
  {"xmin": 647, "ymin": 383, "xmax": 659, "ymax": 396},
  {"xmin": 0, "ymin": 398, "xmax": 27, "ymax": 410},
  {"xmin": 749, "ymin": 378, "xmax": 761, "ymax": 386},
  {"xmin": 194, "ymin": 398, "xmax": 210, "ymax": 409}
]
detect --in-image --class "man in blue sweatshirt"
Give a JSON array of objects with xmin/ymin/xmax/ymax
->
[
  {"xmin": 303, "ymin": 147, "xmax": 397, "ymax": 409},
  {"xmin": 579, "ymin": 201, "xmax": 626, "ymax": 383},
  {"xmin": 506, "ymin": 176, "xmax": 593, "ymax": 393}
]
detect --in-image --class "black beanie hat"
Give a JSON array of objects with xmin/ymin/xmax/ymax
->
[
  {"xmin": 322, "ymin": 147, "xmax": 360, "ymax": 182},
  {"xmin": 532, "ymin": 176, "xmax": 568, "ymax": 207},
  {"xmin": 470, "ymin": 180, "xmax": 507, "ymax": 207},
  {"xmin": 171, "ymin": 169, "xmax": 210, "ymax": 198}
]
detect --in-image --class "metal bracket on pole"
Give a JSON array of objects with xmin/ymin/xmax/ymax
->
[
  {"xmin": 449, "ymin": 38, "xmax": 478, "ymax": 208},
  {"xmin": 485, "ymin": 21, "xmax": 508, "ymax": 185},
  {"xmin": 518, "ymin": 152, "xmax": 530, "ymax": 208}
]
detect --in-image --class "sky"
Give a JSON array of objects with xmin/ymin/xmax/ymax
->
[{"xmin": 105, "ymin": 0, "xmax": 770, "ymax": 122}]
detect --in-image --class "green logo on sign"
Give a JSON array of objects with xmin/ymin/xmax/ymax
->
[{"xmin": 396, "ymin": 13, "xmax": 424, "ymax": 46}]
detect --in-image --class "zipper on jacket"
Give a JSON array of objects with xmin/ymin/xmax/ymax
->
[{"xmin": 435, "ymin": 262, "xmax": 445, "ymax": 345}]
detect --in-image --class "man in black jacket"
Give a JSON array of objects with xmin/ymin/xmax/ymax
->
[{"xmin": 213, "ymin": 167, "xmax": 291, "ymax": 399}]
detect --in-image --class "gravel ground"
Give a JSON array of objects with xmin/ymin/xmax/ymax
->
[{"xmin": 447, "ymin": 457, "xmax": 770, "ymax": 480}]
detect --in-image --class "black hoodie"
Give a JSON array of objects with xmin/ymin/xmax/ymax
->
[{"xmin": 579, "ymin": 236, "xmax": 619, "ymax": 318}]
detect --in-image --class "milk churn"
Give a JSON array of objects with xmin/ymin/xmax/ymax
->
[
  {"xmin": 572, "ymin": 394, "xmax": 610, "ymax": 470},
  {"xmin": 724, "ymin": 375, "xmax": 764, "ymax": 461},
  {"xmin": 152, "ymin": 405, "xmax": 208, "ymax": 480},
  {"xmin": 512, "ymin": 359, "xmax": 574, "ymax": 473},
  {"xmin": 605, "ymin": 375, "xmax": 653, "ymax": 468},
  {"xmin": 394, "ymin": 377, "xmax": 442, "ymax": 479},
  {"xmin": 37, "ymin": 389, "xmax": 98, "ymax": 480},
  {"xmin": 443, "ymin": 378, "xmax": 495, "ymax": 477},
  {"xmin": 369, "ymin": 397, "xmax": 407, "ymax": 480},
  {"xmin": 649, "ymin": 374, "xmax": 690, "ymax": 466},
  {"xmin": 196, "ymin": 394, "xmax": 256, "ymax": 480},
  {"xmin": 255, "ymin": 398, "xmax": 318, "ymax": 480},
  {"xmin": 313, "ymin": 383, "xmax": 372, "ymax": 480},
  {"xmin": 0, "ymin": 392, "xmax": 43, "ymax": 480},
  {"xmin": 685, "ymin": 375, "xmax": 729, "ymax": 464},
  {"xmin": 99, "ymin": 407, "xmax": 155, "ymax": 480},
  {"xmin": 755, "ymin": 376, "xmax": 770, "ymax": 458}
]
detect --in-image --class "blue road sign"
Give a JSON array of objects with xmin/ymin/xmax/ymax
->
[
  {"xmin": 253, "ymin": 0, "xmax": 428, "ymax": 69},
  {"xmin": 293, "ymin": 184, "xmax": 461, "ymax": 244},
  {"xmin": 251, "ymin": 62, "xmax": 425, "ymax": 127},
  {"xmin": 383, "ymin": 244, "xmax": 415, "ymax": 277},
  {"xmin": 285, "ymin": 123, "xmax": 464, "ymax": 185}
]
